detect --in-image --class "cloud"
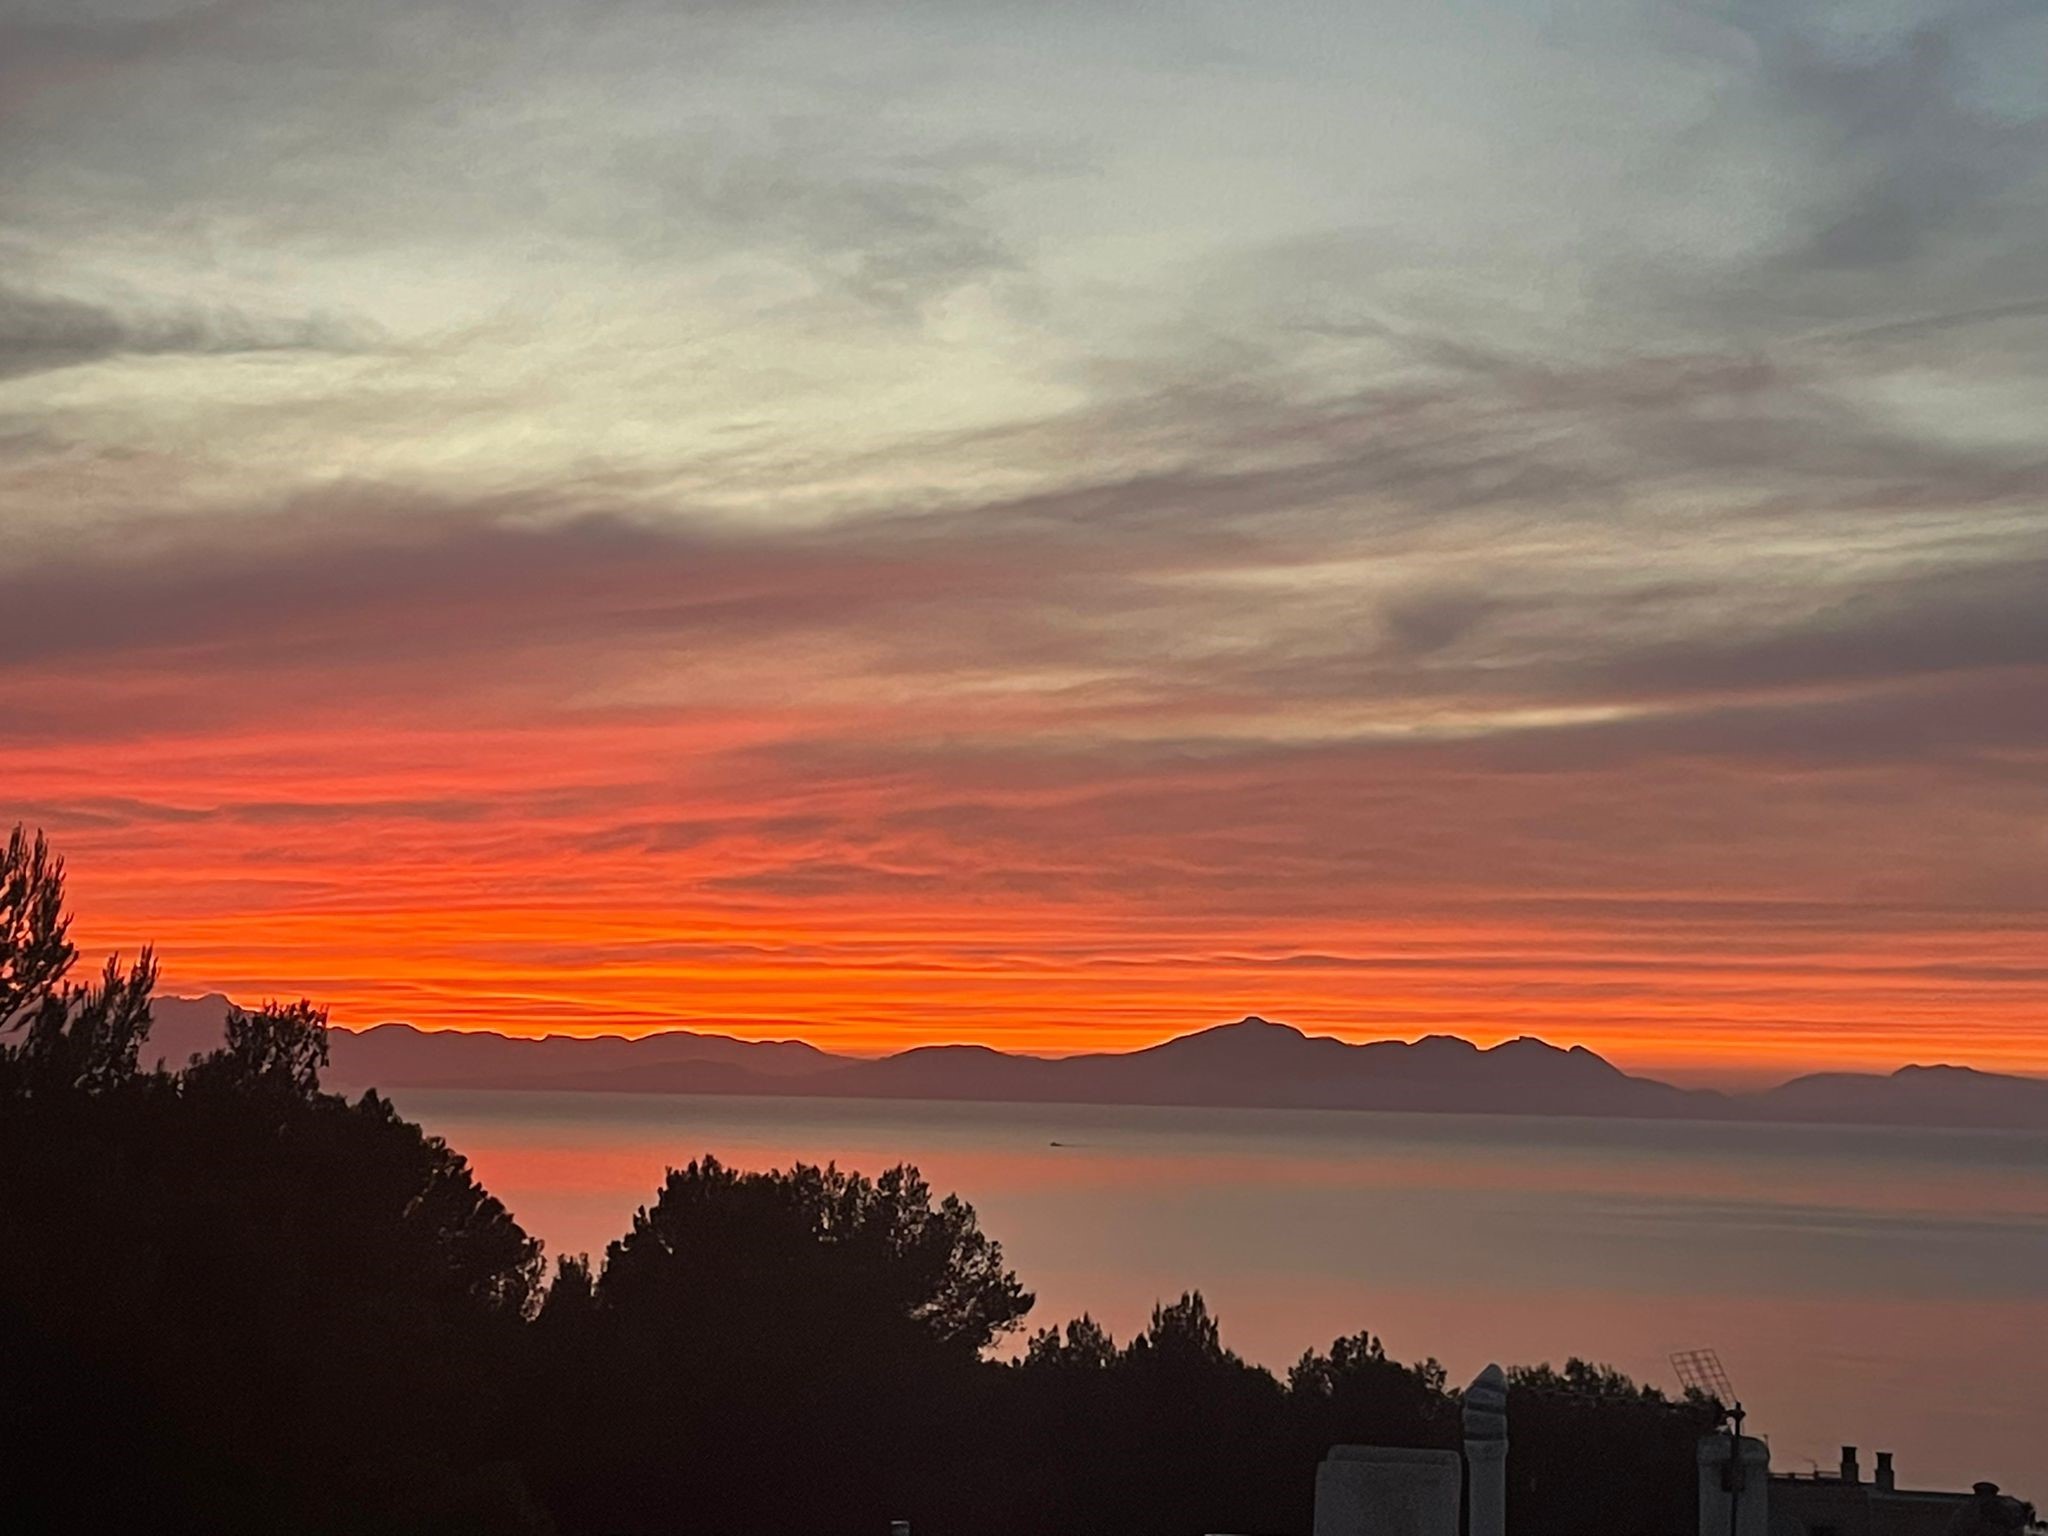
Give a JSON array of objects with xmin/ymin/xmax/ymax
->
[
  {"xmin": 0, "ymin": 281, "xmax": 371, "ymax": 380},
  {"xmin": 608, "ymin": 124, "xmax": 1043, "ymax": 317},
  {"xmin": 5, "ymin": 447, "xmax": 2043, "ymax": 782},
  {"xmin": 1594, "ymin": 558, "xmax": 2048, "ymax": 699},
  {"xmin": 1759, "ymin": 1, "xmax": 2048, "ymax": 276},
  {"xmin": 1612, "ymin": 0, "xmax": 2048, "ymax": 336}
]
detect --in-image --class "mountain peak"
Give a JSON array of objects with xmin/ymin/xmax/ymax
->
[
  {"xmin": 1407, "ymin": 1033, "xmax": 1481, "ymax": 1054},
  {"xmin": 1205, "ymin": 1015, "xmax": 1311, "ymax": 1042},
  {"xmin": 1132, "ymin": 1015, "xmax": 1316, "ymax": 1062}
]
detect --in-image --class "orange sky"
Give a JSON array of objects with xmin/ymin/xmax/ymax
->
[
  {"xmin": 17, "ymin": 663, "xmax": 2048, "ymax": 1085},
  {"xmin": 8, "ymin": 0, "xmax": 2048, "ymax": 1085}
]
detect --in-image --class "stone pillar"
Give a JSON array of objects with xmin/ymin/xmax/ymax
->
[
  {"xmin": 1695, "ymin": 1433, "xmax": 1769, "ymax": 1536},
  {"xmin": 1462, "ymin": 1363, "xmax": 1508, "ymax": 1536},
  {"xmin": 1313, "ymin": 1446, "xmax": 1462, "ymax": 1536}
]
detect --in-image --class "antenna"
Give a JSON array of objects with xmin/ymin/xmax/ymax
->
[
  {"xmin": 1671, "ymin": 1348, "xmax": 1741, "ymax": 1429},
  {"xmin": 1673, "ymin": 1349, "xmax": 1749, "ymax": 1536}
]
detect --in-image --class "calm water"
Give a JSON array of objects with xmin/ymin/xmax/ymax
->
[{"xmin": 396, "ymin": 1088, "xmax": 2048, "ymax": 1493}]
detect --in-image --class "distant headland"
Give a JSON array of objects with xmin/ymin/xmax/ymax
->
[{"xmin": 143, "ymin": 1000, "xmax": 2048, "ymax": 1132}]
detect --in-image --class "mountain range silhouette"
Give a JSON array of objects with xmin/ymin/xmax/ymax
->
[{"xmin": 142, "ymin": 998, "xmax": 2048, "ymax": 1130}]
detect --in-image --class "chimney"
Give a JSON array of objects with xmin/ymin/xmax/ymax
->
[
  {"xmin": 1840, "ymin": 1447, "xmax": 1861, "ymax": 1485},
  {"xmin": 1875, "ymin": 1452, "xmax": 1895, "ymax": 1492}
]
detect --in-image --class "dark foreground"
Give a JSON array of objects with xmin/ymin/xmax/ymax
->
[
  {"xmin": 3, "ymin": 1007, "xmax": 1720, "ymax": 1535},
  {"xmin": 0, "ymin": 829, "xmax": 1777, "ymax": 1535}
]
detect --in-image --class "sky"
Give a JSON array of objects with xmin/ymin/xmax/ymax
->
[{"xmin": 4, "ymin": 0, "xmax": 2047, "ymax": 1084}]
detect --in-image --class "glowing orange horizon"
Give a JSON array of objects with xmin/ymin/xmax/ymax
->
[{"xmin": 21, "ymin": 706, "xmax": 2046, "ymax": 1089}]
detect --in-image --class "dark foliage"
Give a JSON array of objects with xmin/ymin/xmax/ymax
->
[
  {"xmin": 0, "ymin": 824, "xmax": 76, "ymax": 1027},
  {"xmin": 0, "ymin": 828, "xmax": 547, "ymax": 1533},
  {"xmin": 523, "ymin": 1155, "xmax": 1033, "ymax": 1535},
  {"xmin": 188, "ymin": 996, "xmax": 334, "ymax": 1099},
  {"xmin": 1504, "ymin": 1361, "xmax": 1711, "ymax": 1534},
  {"xmin": 2, "ymin": 825, "xmax": 1728, "ymax": 1536}
]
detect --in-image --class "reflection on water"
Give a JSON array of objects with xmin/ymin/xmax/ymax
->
[{"xmin": 397, "ymin": 1088, "xmax": 2048, "ymax": 1493}]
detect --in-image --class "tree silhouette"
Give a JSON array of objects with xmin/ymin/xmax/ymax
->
[
  {"xmin": 0, "ymin": 831, "xmax": 547, "ymax": 1533},
  {"xmin": 1127, "ymin": 1290, "xmax": 1234, "ymax": 1368},
  {"xmin": 186, "ymin": 997, "xmax": 332, "ymax": 1096},
  {"xmin": 1503, "ymin": 1359, "xmax": 1714, "ymax": 1535},
  {"xmin": 0, "ymin": 823, "xmax": 158, "ymax": 1094},
  {"xmin": 1509, "ymin": 1356, "xmax": 1670, "ymax": 1403},
  {"xmin": 3, "ymin": 948, "xmax": 160, "ymax": 1093},
  {"xmin": 1289, "ymin": 1330, "xmax": 1456, "ymax": 1460},
  {"xmin": 600, "ymin": 1155, "xmax": 1031, "ymax": 1360},
  {"xmin": 537, "ymin": 1252, "xmax": 597, "ymax": 1327},
  {"xmin": 525, "ymin": 1155, "xmax": 1034, "ymax": 1535},
  {"xmin": 1023, "ymin": 1311, "xmax": 1118, "ymax": 1370},
  {"xmin": 0, "ymin": 824, "xmax": 76, "ymax": 1027}
]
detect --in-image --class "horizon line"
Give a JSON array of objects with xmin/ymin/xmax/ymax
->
[{"xmin": 152, "ymin": 994, "xmax": 2043, "ymax": 1089}]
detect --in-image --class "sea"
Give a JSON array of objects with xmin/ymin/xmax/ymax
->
[{"xmin": 395, "ymin": 1088, "xmax": 2048, "ymax": 1494}]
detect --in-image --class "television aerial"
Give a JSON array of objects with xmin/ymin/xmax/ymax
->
[
  {"xmin": 1673, "ymin": 1349, "xmax": 1750, "ymax": 1536},
  {"xmin": 1671, "ymin": 1347, "xmax": 1744, "ymax": 1436}
]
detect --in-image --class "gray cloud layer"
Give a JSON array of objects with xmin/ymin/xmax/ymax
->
[{"xmin": 0, "ymin": 282, "xmax": 368, "ymax": 380}]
